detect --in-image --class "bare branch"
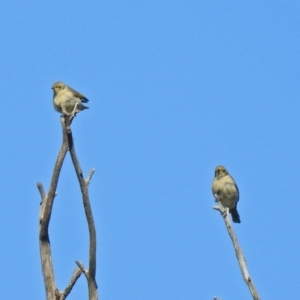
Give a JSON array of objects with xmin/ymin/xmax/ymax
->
[
  {"xmin": 76, "ymin": 261, "xmax": 89, "ymax": 279},
  {"xmin": 85, "ymin": 168, "xmax": 96, "ymax": 187},
  {"xmin": 38, "ymin": 115, "xmax": 97, "ymax": 299},
  {"xmin": 39, "ymin": 117, "xmax": 69, "ymax": 237},
  {"xmin": 67, "ymin": 127, "xmax": 98, "ymax": 300},
  {"xmin": 37, "ymin": 182, "xmax": 46, "ymax": 201},
  {"xmin": 57, "ymin": 268, "xmax": 82, "ymax": 300},
  {"xmin": 213, "ymin": 201, "xmax": 261, "ymax": 300},
  {"xmin": 38, "ymin": 117, "xmax": 69, "ymax": 299}
]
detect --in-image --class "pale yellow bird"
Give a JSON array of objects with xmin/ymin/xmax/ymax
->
[
  {"xmin": 52, "ymin": 81, "xmax": 89, "ymax": 115},
  {"xmin": 212, "ymin": 165, "xmax": 241, "ymax": 223}
]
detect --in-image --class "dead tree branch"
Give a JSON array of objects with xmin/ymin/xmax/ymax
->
[
  {"xmin": 37, "ymin": 116, "xmax": 83, "ymax": 299},
  {"xmin": 213, "ymin": 201, "xmax": 261, "ymax": 300},
  {"xmin": 38, "ymin": 117, "xmax": 69, "ymax": 299},
  {"xmin": 56, "ymin": 268, "xmax": 82, "ymax": 300},
  {"xmin": 67, "ymin": 123, "xmax": 98, "ymax": 300},
  {"xmin": 75, "ymin": 260, "xmax": 89, "ymax": 279}
]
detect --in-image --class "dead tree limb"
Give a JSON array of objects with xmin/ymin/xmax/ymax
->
[
  {"xmin": 37, "ymin": 117, "xmax": 83, "ymax": 299},
  {"xmin": 213, "ymin": 201, "xmax": 261, "ymax": 300},
  {"xmin": 56, "ymin": 267, "xmax": 82, "ymax": 300},
  {"xmin": 67, "ymin": 122, "xmax": 98, "ymax": 300}
]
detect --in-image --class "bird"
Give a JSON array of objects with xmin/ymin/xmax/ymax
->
[
  {"xmin": 52, "ymin": 81, "xmax": 89, "ymax": 115},
  {"xmin": 212, "ymin": 165, "xmax": 241, "ymax": 223}
]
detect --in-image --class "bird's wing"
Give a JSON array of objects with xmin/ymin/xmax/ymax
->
[
  {"xmin": 235, "ymin": 183, "xmax": 239, "ymax": 202},
  {"xmin": 227, "ymin": 175, "xmax": 239, "ymax": 202},
  {"xmin": 69, "ymin": 86, "xmax": 89, "ymax": 103},
  {"xmin": 66, "ymin": 97, "xmax": 81, "ymax": 104},
  {"xmin": 78, "ymin": 94, "xmax": 89, "ymax": 103}
]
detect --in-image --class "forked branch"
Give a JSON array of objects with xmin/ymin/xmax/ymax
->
[
  {"xmin": 38, "ymin": 116, "xmax": 84, "ymax": 299},
  {"xmin": 56, "ymin": 268, "xmax": 82, "ymax": 300}
]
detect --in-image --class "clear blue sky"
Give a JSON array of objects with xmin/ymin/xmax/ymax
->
[{"xmin": 1, "ymin": 1, "xmax": 299, "ymax": 299}]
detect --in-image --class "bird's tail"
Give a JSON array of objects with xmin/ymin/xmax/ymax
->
[
  {"xmin": 230, "ymin": 207, "xmax": 241, "ymax": 223},
  {"xmin": 82, "ymin": 104, "xmax": 89, "ymax": 110}
]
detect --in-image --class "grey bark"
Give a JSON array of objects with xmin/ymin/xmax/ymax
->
[
  {"xmin": 37, "ymin": 116, "xmax": 97, "ymax": 299},
  {"xmin": 213, "ymin": 200, "xmax": 260, "ymax": 300}
]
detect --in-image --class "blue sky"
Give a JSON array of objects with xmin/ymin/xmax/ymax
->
[{"xmin": 1, "ymin": 1, "xmax": 299, "ymax": 299}]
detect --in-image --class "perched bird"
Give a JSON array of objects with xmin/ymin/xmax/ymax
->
[
  {"xmin": 212, "ymin": 165, "xmax": 241, "ymax": 223},
  {"xmin": 52, "ymin": 81, "xmax": 89, "ymax": 115}
]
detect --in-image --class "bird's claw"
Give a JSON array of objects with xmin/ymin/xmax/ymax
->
[{"xmin": 214, "ymin": 194, "xmax": 221, "ymax": 202}]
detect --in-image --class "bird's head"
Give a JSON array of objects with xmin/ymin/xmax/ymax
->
[
  {"xmin": 52, "ymin": 82, "xmax": 66, "ymax": 95},
  {"xmin": 215, "ymin": 165, "xmax": 228, "ymax": 179}
]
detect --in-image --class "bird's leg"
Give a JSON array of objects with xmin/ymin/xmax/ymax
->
[
  {"xmin": 214, "ymin": 194, "xmax": 221, "ymax": 202},
  {"xmin": 62, "ymin": 104, "xmax": 69, "ymax": 116},
  {"xmin": 214, "ymin": 194, "xmax": 228, "ymax": 218},
  {"xmin": 69, "ymin": 103, "xmax": 78, "ymax": 121}
]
